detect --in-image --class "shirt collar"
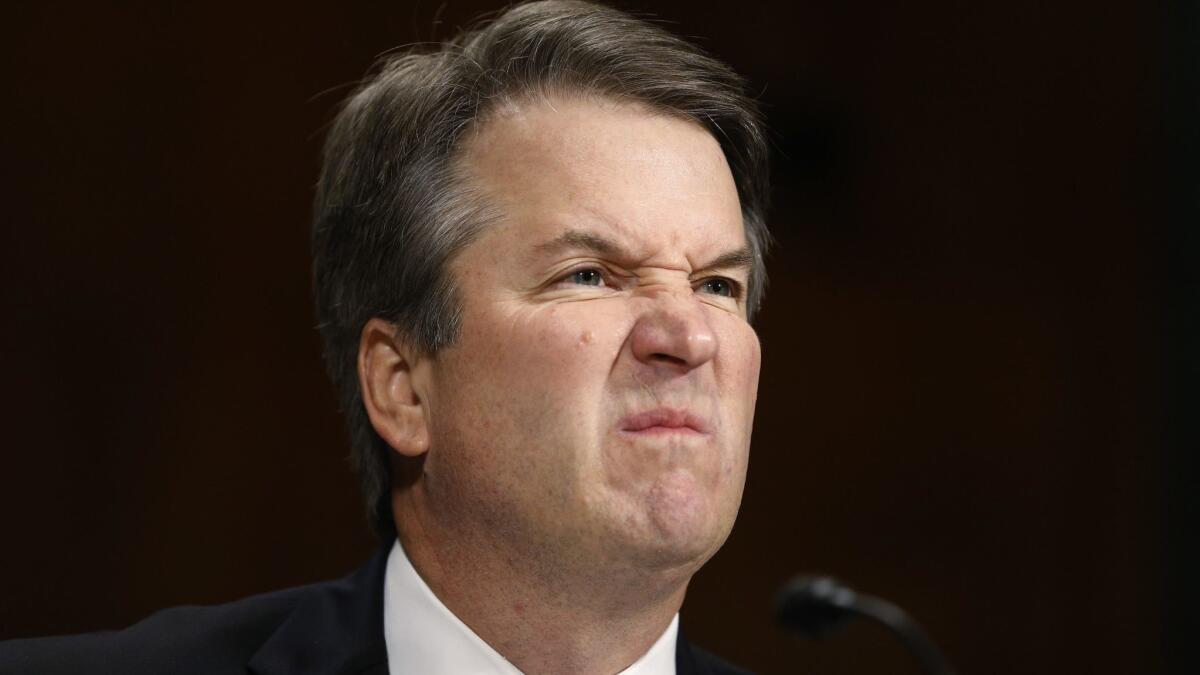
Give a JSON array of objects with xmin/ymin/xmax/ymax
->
[{"xmin": 382, "ymin": 540, "xmax": 678, "ymax": 675}]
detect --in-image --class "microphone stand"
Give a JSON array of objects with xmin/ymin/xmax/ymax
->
[{"xmin": 775, "ymin": 576, "xmax": 957, "ymax": 675}]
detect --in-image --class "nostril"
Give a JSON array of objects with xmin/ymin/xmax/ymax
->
[{"xmin": 650, "ymin": 352, "xmax": 688, "ymax": 366}]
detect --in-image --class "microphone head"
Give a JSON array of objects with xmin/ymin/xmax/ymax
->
[{"xmin": 775, "ymin": 575, "xmax": 858, "ymax": 638}]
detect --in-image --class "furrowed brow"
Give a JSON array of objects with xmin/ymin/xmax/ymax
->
[
  {"xmin": 533, "ymin": 229, "xmax": 628, "ymax": 259},
  {"xmin": 534, "ymin": 230, "xmax": 753, "ymax": 276},
  {"xmin": 696, "ymin": 247, "xmax": 754, "ymax": 276}
]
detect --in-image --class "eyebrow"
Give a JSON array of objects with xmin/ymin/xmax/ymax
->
[
  {"xmin": 533, "ymin": 228, "xmax": 754, "ymax": 276},
  {"xmin": 534, "ymin": 230, "xmax": 628, "ymax": 259},
  {"xmin": 697, "ymin": 247, "xmax": 755, "ymax": 275}
]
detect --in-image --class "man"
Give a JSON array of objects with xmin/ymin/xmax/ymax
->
[{"xmin": 0, "ymin": 1, "xmax": 770, "ymax": 673}]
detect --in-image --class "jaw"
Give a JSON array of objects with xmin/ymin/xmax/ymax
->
[
  {"xmin": 577, "ymin": 463, "xmax": 741, "ymax": 581},
  {"xmin": 591, "ymin": 424, "xmax": 747, "ymax": 570}
]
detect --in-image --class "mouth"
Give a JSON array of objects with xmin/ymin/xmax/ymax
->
[{"xmin": 619, "ymin": 408, "xmax": 711, "ymax": 436}]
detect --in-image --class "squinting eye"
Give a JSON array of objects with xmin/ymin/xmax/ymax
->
[
  {"xmin": 567, "ymin": 268, "xmax": 605, "ymax": 286},
  {"xmin": 698, "ymin": 277, "xmax": 736, "ymax": 297}
]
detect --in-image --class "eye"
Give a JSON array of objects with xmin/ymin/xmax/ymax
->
[
  {"xmin": 563, "ymin": 267, "xmax": 606, "ymax": 286},
  {"xmin": 696, "ymin": 277, "xmax": 740, "ymax": 298}
]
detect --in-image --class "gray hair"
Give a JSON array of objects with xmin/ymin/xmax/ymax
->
[{"xmin": 312, "ymin": 0, "xmax": 772, "ymax": 537}]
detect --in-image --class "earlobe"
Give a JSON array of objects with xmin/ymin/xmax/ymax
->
[{"xmin": 358, "ymin": 318, "xmax": 431, "ymax": 458}]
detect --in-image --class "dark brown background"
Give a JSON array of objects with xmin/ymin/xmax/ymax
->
[{"xmin": 3, "ymin": 1, "xmax": 1194, "ymax": 674}]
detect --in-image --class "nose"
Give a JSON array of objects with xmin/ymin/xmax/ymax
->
[{"xmin": 629, "ymin": 292, "xmax": 718, "ymax": 373}]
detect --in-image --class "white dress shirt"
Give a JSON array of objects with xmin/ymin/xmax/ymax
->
[{"xmin": 383, "ymin": 540, "xmax": 679, "ymax": 674}]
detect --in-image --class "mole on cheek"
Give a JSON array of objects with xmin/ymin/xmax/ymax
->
[{"xmin": 578, "ymin": 330, "xmax": 594, "ymax": 346}]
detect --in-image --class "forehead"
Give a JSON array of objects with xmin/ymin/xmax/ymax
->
[{"xmin": 454, "ymin": 94, "xmax": 746, "ymax": 263}]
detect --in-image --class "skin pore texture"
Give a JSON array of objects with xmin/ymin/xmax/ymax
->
[{"xmin": 358, "ymin": 94, "xmax": 762, "ymax": 675}]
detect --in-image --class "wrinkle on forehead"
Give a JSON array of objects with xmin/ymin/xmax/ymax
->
[
  {"xmin": 454, "ymin": 91, "xmax": 746, "ymax": 274},
  {"xmin": 532, "ymin": 227, "xmax": 753, "ymax": 281}
]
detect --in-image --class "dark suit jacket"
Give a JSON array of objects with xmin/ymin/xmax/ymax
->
[{"xmin": 0, "ymin": 544, "xmax": 751, "ymax": 675}]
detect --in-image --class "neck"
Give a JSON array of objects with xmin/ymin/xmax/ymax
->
[{"xmin": 392, "ymin": 490, "xmax": 691, "ymax": 675}]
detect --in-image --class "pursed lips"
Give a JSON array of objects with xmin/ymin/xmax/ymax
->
[{"xmin": 618, "ymin": 408, "xmax": 711, "ymax": 436}]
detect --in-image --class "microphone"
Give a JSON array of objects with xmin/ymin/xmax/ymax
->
[{"xmin": 775, "ymin": 576, "xmax": 957, "ymax": 675}]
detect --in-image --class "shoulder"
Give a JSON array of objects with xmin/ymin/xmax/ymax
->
[{"xmin": 0, "ymin": 583, "xmax": 316, "ymax": 675}]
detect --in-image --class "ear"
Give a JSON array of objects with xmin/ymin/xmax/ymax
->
[{"xmin": 358, "ymin": 318, "xmax": 431, "ymax": 458}]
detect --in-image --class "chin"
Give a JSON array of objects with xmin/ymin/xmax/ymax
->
[
  {"xmin": 622, "ymin": 470, "xmax": 737, "ymax": 572},
  {"xmin": 618, "ymin": 521, "xmax": 730, "ymax": 576}
]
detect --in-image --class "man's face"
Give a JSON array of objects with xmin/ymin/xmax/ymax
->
[{"xmin": 416, "ymin": 96, "xmax": 761, "ymax": 578}]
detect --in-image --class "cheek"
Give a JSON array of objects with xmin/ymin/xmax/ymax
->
[
  {"xmin": 716, "ymin": 322, "xmax": 761, "ymax": 469},
  {"xmin": 440, "ymin": 302, "xmax": 630, "ymax": 443},
  {"xmin": 744, "ymin": 336, "xmax": 762, "ymax": 401},
  {"xmin": 716, "ymin": 317, "xmax": 762, "ymax": 398},
  {"xmin": 490, "ymin": 303, "xmax": 627, "ymax": 386},
  {"xmin": 442, "ymin": 303, "xmax": 631, "ymax": 505}
]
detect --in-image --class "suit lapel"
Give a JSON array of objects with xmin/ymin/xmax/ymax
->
[
  {"xmin": 247, "ymin": 542, "xmax": 392, "ymax": 675},
  {"xmin": 676, "ymin": 625, "xmax": 702, "ymax": 675}
]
